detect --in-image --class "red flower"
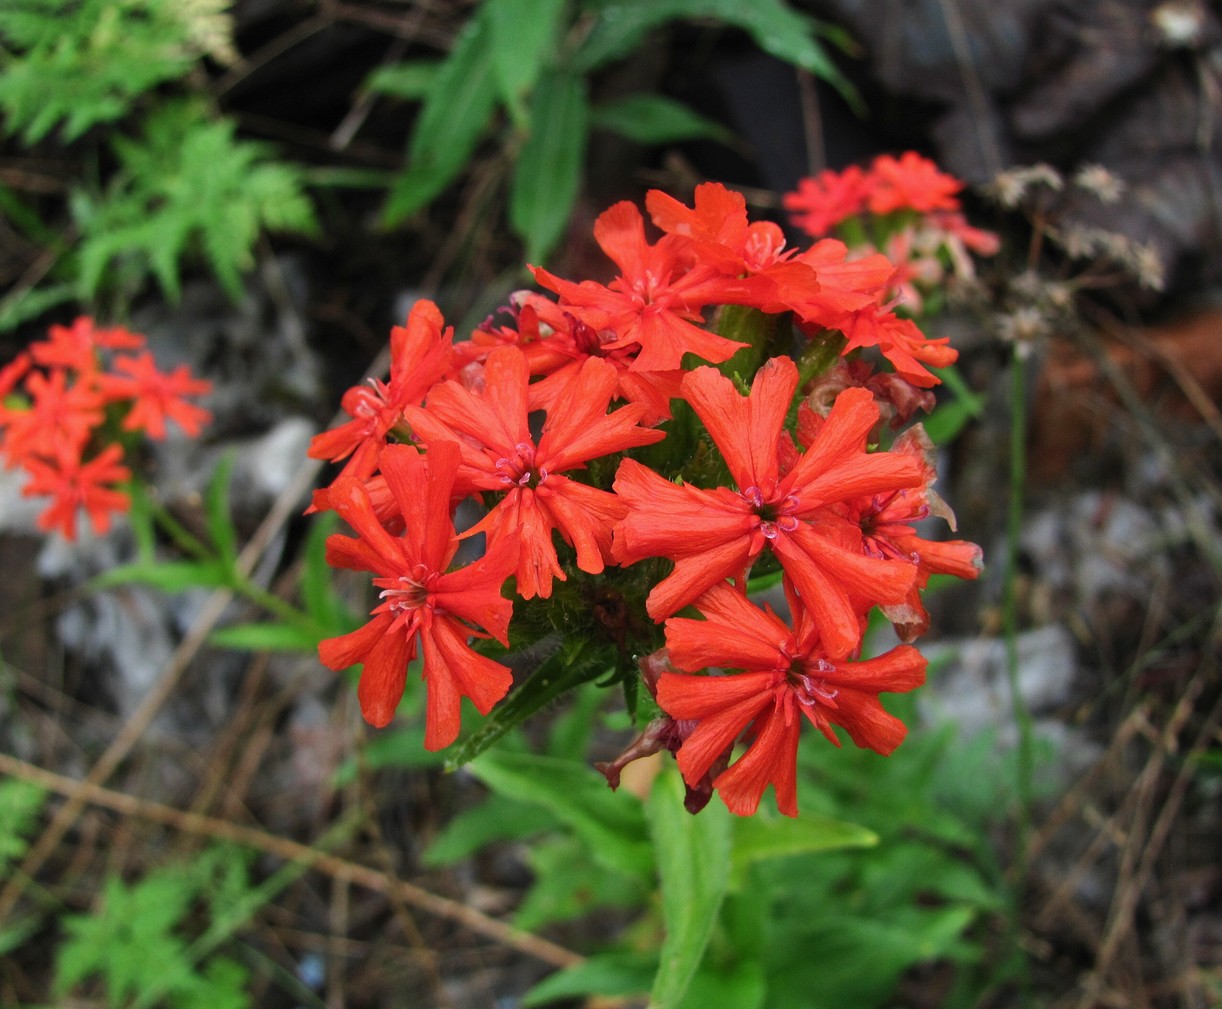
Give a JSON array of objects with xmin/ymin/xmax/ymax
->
[
  {"xmin": 762, "ymin": 238, "xmax": 896, "ymax": 324},
  {"xmin": 0, "ymin": 353, "xmax": 30, "ymax": 404},
  {"xmin": 308, "ymin": 300, "xmax": 452, "ymax": 481},
  {"xmin": 317, "ymin": 441, "xmax": 517, "ymax": 747},
  {"xmin": 1, "ymin": 368, "xmax": 104, "ymax": 465},
  {"xmin": 31, "ymin": 316, "xmax": 145, "ymax": 372},
  {"xmin": 613, "ymin": 359, "xmax": 922, "ymax": 657},
  {"xmin": 509, "ymin": 294, "xmax": 686, "ymax": 426},
  {"xmin": 100, "ymin": 351, "xmax": 212, "ymax": 440},
  {"xmin": 831, "ymin": 306, "xmax": 958, "ymax": 387},
  {"xmin": 645, "ymin": 182, "xmax": 796, "ymax": 278},
  {"xmin": 818, "ymin": 422, "xmax": 983, "ymax": 640},
  {"xmin": 867, "ymin": 152, "xmax": 963, "ymax": 215},
  {"xmin": 21, "ymin": 443, "xmax": 131, "ymax": 540},
  {"xmin": 404, "ymin": 346, "xmax": 665, "ymax": 599},
  {"xmin": 657, "ymin": 582, "xmax": 927, "ymax": 816},
  {"xmin": 782, "ymin": 165, "xmax": 873, "ymax": 237},
  {"xmin": 531, "ymin": 200, "xmax": 754, "ymax": 372}
]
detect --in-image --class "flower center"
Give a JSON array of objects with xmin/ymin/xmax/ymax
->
[
  {"xmin": 374, "ymin": 564, "xmax": 432, "ymax": 615},
  {"xmin": 495, "ymin": 442, "xmax": 545, "ymax": 488},
  {"xmin": 741, "ymin": 483, "xmax": 801, "ymax": 540},
  {"xmin": 786, "ymin": 657, "xmax": 839, "ymax": 709},
  {"xmin": 859, "ymin": 490, "xmax": 925, "ymax": 563}
]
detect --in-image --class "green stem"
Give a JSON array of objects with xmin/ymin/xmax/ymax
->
[
  {"xmin": 146, "ymin": 498, "xmax": 212, "ymax": 560},
  {"xmin": 148, "ymin": 497, "xmax": 318, "ymax": 633}
]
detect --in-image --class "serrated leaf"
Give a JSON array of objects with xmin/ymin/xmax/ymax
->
[
  {"xmin": 74, "ymin": 99, "xmax": 317, "ymax": 302},
  {"xmin": 381, "ymin": 14, "xmax": 500, "ymax": 225},
  {"xmin": 486, "ymin": 0, "xmax": 568, "ymax": 122},
  {"xmin": 510, "ymin": 69, "xmax": 588, "ymax": 263},
  {"xmin": 0, "ymin": 778, "xmax": 47, "ymax": 870},
  {"xmin": 590, "ymin": 93, "xmax": 735, "ymax": 145},
  {"xmin": 468, "ymin": 750, "xmax": 653, "ymax": 878},
  {"xmin": 445, "ymin": 638, "xmax": 609, "ymax": 767},
  {"xmin": 0, "ymin": 0, "xmax": 201, "ymax": 143},
  {"xmin": 648, "ymin": 765, "xmax": 732, "ymax": 1009},
  {"xmin": 209, "ymin": 622, "xmax": 320, "ymax": 653},
  {"xmin": 56, "ymin": 872, "xmax": 196, "ymax": 1001}
]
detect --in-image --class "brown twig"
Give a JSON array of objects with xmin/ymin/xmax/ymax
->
[{"xmin": 0, "ymin": 752, "xmax": 585, "ymax": 970}]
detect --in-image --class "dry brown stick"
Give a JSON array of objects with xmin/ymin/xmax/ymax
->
[
  {"xmin": 0, "ymin": 752, "xmax": 585, "ymax": 970},
  {"xmin": 1088, "ymin": 676, "xmax": 1221, "ymax": 1002},
  {"xmin": 1073, "ymin": 673, "xmax": 1208, "ymax": 1009},
  {"xmin": 0, "ymin": 445, "xmax": 328, "ymax": 922},
  {"xmin": 1026, "ymin": 701, "xmax": 1151, "ymax": 865}
]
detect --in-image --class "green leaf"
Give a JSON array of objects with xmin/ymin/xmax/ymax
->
[
  {"xmin": 510, "ymin": 69, "xmax": 588, "ymax": 263},
  {"xmin": 56, "ymin": 872, "xmax": 196, "ymax": 1001},
  {"xmin": 575, "ymin": 0, "xmax": 858, "ymax": 107},
  {"xmin": 381, "ymin": 13, "xmax": 500, "ymax": 225},
  {"xmin": 485, "ymin": 0, "xmax": 568, "ymax": 123},
  {"xmin": 0, "ymin": 913, "xmax": 42, "ymax": 957},
  {"xmin": 648, "ymin": 765, "xmax": 732, "ymax": 1009},
  {"xmin": 0, "ymin": 0, "xmax": 218, "ymax": 143},
  {"xmin": 444, "ymin": 638, "xmax": 609, "ymax": 768},
  {"xmin": 514, "ymin": 835, "xmax": 648, "ymax": 931},
  {"xmin": 124, "ymin": 480, "xmax": 158, "ymax": 563},
  {"xmin": 0, "ymin": 778, "xmax": 46, "ymax": 870},
  {"xmin": 303, "ymin": 512, "xmax": 353, "ymax": 635},
  {"xmin": 0, "ymin": 282, "xmax": 78, "ymax": 334},
  {"xmin": 92, "ymin": 559, "xmax": 230, "ymax": 593},
  {"xmin": 209, "ymin": 622, "xmax": 321, "ymax": 653},
  {"xmin": 523, "ymin": 951, "xmax": 656, "ymax": 1006},
  {"xmin": 730, "ymin": 810, "xmax": 877, "ymax": 883},
  {"xmin": 75, "ymin": 100, "xmax": 316, "ymax": 302},
  {"xmin": 679, "ymin": 960, "xmax": 766, "ymax": 1009},
  {"xmin": 468, "ymin": 750, "xmax": 653, "ymax": 878},
  {"xmin": 422, "ymin": 793, "xmax": 560, "ymax": 866},
  {"xmin": 590, "ymin": 94, "xmax": 735, "ymax": 145},
  {"xmin": 362, "ymin": 60, "xmax": 442, "ymax": 100},
  {"xmin": 205, "ymin": 452, "xmax": 238, "ymax": 564},
  {"xmin": 924, "ymin": 363, "xmax": 985, "ymax": 445}
]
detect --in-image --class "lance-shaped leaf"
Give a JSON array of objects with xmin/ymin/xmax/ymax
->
[{"xmin": 510, "ymin": 68, "xmax": 588, "ymax": 264}]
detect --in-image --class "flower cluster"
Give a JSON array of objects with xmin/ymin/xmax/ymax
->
[
  {"xmin": 311, "ymin": 177, "xmax": 983, "ymax": 816},
  {"xmin": 0, "ymin": 317, "xmax": 212, "ymax": 540},
  {"xmin": 784, "ymin": 151, "xmax": 1000, "ymax": 317}
]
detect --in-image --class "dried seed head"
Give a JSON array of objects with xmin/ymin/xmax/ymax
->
[{"xmin": 1073, "ymin": 163, "xmax": 1125, "ymax": 204}]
